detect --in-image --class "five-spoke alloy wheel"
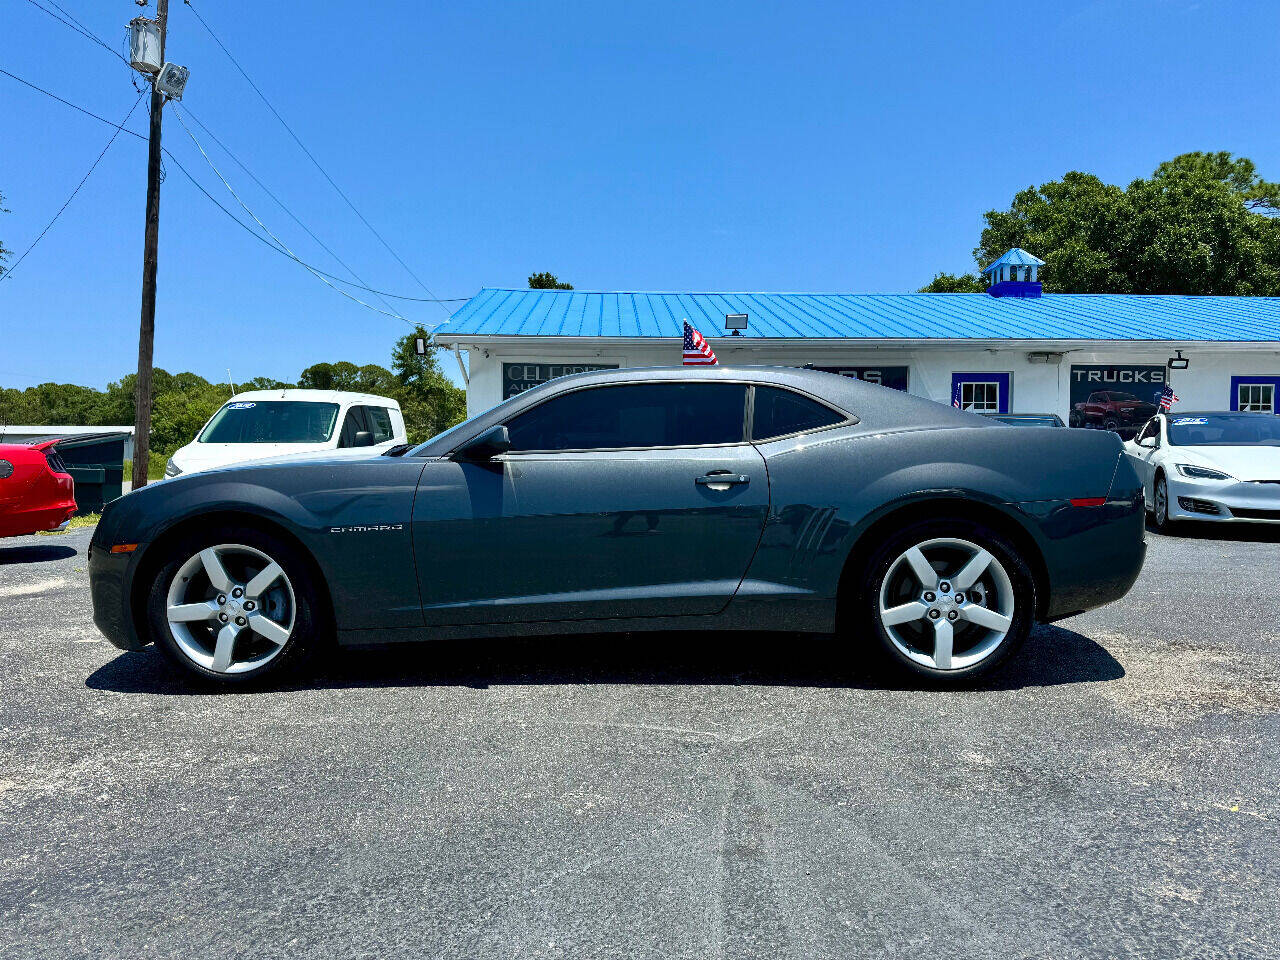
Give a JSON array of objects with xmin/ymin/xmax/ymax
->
[
  {"xmin": 147, "ymin": 526, "xmax": 319, "ymax": 683},
  {"xmin": 861, "ymin": 519, "xmax": 1034, "ymax": 681}
]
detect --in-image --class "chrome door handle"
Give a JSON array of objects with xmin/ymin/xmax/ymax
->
[{"xmin": 696, "ymin": 473, "xmax": 750, "ymax": 486}]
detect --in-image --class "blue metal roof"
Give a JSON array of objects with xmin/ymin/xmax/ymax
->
[
  {"xmin": 438, "ymin": 288, "xmax": 1280, "ymax": 342},
  {"xmin": 981, "ymin": 247, "xmax": 1046, "ymax": 273}
]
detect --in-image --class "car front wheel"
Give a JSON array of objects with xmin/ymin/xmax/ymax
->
[
  {"xmin": 859, "ymin": 520, "xmax": 1034, "ymax": 682},
  {"xmin": 1152, "ymin": 474, "xmax": 1178, "ymax": 534},
  {"xmin": 146, "ymin": 526, "xmax": 320, "ymax": 684}
]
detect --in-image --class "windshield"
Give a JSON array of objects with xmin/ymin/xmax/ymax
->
[
  {"xmin": 1167, "ymin": 413, "xmax": 1280, "ymax": 446},
  {"xmin": 199, "ymin": 401, "xmax": 340, "ymax": 444}
]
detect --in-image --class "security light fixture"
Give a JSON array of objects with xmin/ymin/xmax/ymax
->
[
  {"xmin": 1167, "ymin": 350, "xmax": 1190, "ymax": 370},
  {"xmin": 155, "ymin": 62, "xmax": 190, "ymax": 100},
  {"xmin": 725, "ymin": 313, "xmax": 748, "ymax": 336}
]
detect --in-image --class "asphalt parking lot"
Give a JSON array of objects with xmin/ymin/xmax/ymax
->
[{"xmin": 1, "ymin": 523, "xmax": 1277, "ymax": 959}]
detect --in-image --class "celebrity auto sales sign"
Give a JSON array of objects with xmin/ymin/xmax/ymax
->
[
  {"xmin": 1068, "ymin": 364, "xmax": 1166, "ymax": 409},
  {"xmin": 502, "ymin": 362, "xmax": 619, "ymax": 399}
]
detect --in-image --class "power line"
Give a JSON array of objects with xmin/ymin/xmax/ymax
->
[
  {"xmin": 182, "ymin": 0, "xmax": 451, "ymax": 317},
  {"xmin": 0, "ymin": 90, "xmax": 145, "ymax": 284},
  {"xmin": 0, "ymin": 67, "xmax": 465, "ymax": 310},
  {"xmin": 22, "ymin": 0, "xmax": 129, "ymax": 65},
  {"xmin": 170, "ymin": 102, "xmax": 418, "ymax": 324},
  {"xmin": 178, "ymin": 103, "xmax": 400, "ymax": 316}
]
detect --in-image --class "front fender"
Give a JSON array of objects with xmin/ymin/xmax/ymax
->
[{"xmin": 92, "ymin": 459, "xmax": 427, "ymax": 637}]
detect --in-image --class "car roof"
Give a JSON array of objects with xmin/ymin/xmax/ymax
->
[
  {"xmin": 227, "ymin": 389, "xmax": 401, "ymax": 408},
  {"xmin": 413, "ymin": 364, "xmax": 990, "ymax": 456}
]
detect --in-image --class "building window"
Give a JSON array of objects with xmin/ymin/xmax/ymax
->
[
  {"xmin": 1238, "ymin": 382, "xmax": 1275, "ymax": 413},
  {"xmin": 961, "ymin": 381, "xmax": 1000, "ymax": 412}
]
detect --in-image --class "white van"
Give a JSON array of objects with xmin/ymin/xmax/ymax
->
[{"xmin": 164, "ymin": 389, "xmax": 408, "ymax": 478}]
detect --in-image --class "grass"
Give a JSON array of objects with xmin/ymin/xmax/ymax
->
[
  {"xmin": 123, "ymin": 457, "xmax": 169, "ymax": 481},
  {"xmin": 39, "ymin": 512, "xmax": 100, "ymax": 534}
]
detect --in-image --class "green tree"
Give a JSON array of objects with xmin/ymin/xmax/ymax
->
[
  {"xmin": 528, "ymin": 271, "xmax": 573, "ymax": 290},
  {"xmin": 918, "ymin": 272, "xmax": 987, "ymax": 293},
  {"xmin": 1153, "ymin": 151, "xmax": 1280, "ymax": 213},
  {"xmin": 389, "ymin": 325, "xmax": 466, "ymax": 442},
  {"xmin": 297, "ymin": 361, "xmax": 398, "ymax": 395},
  {"xmin": 963, "ymin": 152, "xmax": 1280, "ymax": 295},
  {"xmin": 148, "ymin": 372, "xmax": 226, "ymax": 455},
  {"xmin": 238, "ymin": 376, "xmax": 295, "ymax": 392}
]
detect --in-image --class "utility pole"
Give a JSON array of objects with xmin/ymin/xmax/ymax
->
[{"xmin": 132, "ymin": 0, "xmax": 169, "ymax": 489}]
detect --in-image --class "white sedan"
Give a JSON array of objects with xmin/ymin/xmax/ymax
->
[{"xmin": 1124, "ymin": 412, "xmax": 1280, "ymax": 531}]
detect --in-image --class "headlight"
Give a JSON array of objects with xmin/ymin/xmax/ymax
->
[
  {"xmin": 1175, "ymin": 463, "xmax": 1232, "ymax": 481},
  {"xmin": 164, "ymin": 459, "xmax": 182, "ymax": 478}
]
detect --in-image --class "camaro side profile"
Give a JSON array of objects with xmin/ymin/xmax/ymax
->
[{"xmin": 90, "ymin": 367, "xmax": 1146, "ymax": 684}]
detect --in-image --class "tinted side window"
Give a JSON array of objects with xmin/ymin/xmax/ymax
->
[
  {"xmin": 751, "ymin": 386, "xmax": 845, "ymax": 440},
  {"xmin": 338, "ymin": 407, "xmax": 368, "ymax": 447},
  {"xmin": 363, "ymin": 406, "xmax": 395, "ymax": 443},
  {"xmin": 506, "ymin": 383, "xmax": 748, "ymax": 452}
]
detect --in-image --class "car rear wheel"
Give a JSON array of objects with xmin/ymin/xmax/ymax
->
[
  {"xmin": 858, "ymin": 519, "xmax": 1034, "ymax": 682},
  {"xmin": 146, "ymin": 526, "xmax": 320, "ymax": 684},
  {"xmin": 1103, "ymin": 417, "xmax": 1120, "ymax": 432}
]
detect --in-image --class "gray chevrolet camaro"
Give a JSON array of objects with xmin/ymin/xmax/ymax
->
[{"xmin": 89, "ymin": 366, "xmax": 1146, "ymax": 685}]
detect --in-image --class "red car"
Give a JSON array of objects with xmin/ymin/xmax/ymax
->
[{"xmin": 0, "ymin": 440, "xmax": 77, "ymax": 538}]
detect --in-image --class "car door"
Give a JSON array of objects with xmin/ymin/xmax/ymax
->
[
  {"xmin": 360, "ymin": 405, "xmax": 399, "ymax": 451},
  {"xmin": 1126, "ymin": 416, "xmax": 1161, "ymax": 500},
  {"xmin": 412, "ymin": 380, "xmax": 769, "ymax": 626},
  {"xmin": 336, "ymin": 405, "xmax": 368, "ymax": 448}
]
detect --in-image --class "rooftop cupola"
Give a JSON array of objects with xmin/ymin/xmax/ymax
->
[{"xmin": 983, "ymin": 248, "xmax": 1045, "ymax": 298}]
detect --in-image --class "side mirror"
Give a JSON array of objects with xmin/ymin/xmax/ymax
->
[
  {"xmin": 454, "ymin": 425, "xmax": 510, "ymax": 461},
  {"xmin": 1137, "ymin": 435, "xmax": 1155, "ymax": 449},
  {"xmin": 352, "ymin": 430, "xmax": 375, "ymax": 448}
]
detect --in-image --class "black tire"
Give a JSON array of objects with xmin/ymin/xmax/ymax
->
[
  {"xmin": 1103, "ymin": 417, "xmax": 1120, "ymax": 433},
  {"xmin": 852, "ymin": 517, "xmax": 1036, "ymax": 683},
  {"xmin": 1068, "ymin": 410, "xmax": 1084, "ymax": 428},
  {"xmin": 1152, "ymin": 473, "xmax": 1179, "ymax": 535},
  {"xmin": 145, "ymin": 524, "xmax": 322, "ymax": 685}
]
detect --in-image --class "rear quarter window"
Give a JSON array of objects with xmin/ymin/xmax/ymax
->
[{"xmin": 751, "ymin": 386, "xmax": 846, "ymax": 440}]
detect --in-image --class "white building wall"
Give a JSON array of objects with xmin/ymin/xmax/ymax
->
[{"xmin": 460, "ymin": 342, "xmax": 1280, "ymax": 421}]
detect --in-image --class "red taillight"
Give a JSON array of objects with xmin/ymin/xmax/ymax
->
[{"xmin": 1070, "ymin": 497, "xmax": 1107, "ymax": 507}]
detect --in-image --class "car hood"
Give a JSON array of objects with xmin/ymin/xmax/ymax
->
[{"xmin": 1171, "ymin": 446, "xmax": 1280, "ymax": 481}]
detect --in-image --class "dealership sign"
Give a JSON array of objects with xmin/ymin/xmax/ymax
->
[
  {"xmin": 502, "ymin": 362, "xmax": 619, "ymax": 399},
  {"xmin": 1069, "ymin": 364, "xmax": 1166, "ymax": 407},
  {"xmin": 812, "ymin": 366, "xmax": 909, "ymax": 392}
]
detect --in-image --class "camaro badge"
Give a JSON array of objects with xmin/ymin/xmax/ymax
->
[{"xmin": 328, "ymin": 524, "xmax": 405, "ymax": 533}]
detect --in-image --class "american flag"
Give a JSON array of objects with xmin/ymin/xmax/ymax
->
[
  {"xmin": 951, "ymin": 380, "xmax": 963, "ymax": 408},
  {"xmin": 682, "ymin": 321, "xmax": 717, "ymax": 365},
  {"xmin": 1158, "ymin": 384, "xmax": 1179, "ymax": 411}
]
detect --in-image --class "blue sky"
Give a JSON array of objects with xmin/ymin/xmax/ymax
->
[{"xmin": 2, "ymin": 0, "xmax": 1277, "ymax": 390}]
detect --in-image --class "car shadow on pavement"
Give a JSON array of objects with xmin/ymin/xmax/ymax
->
[
  {"xmin": 86, "ymin": 622, "xmax": 1123, "ymax": 696},
  {"xmin": 0, "ymin": 543, "xmax": 78, "ymax": 565}
]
